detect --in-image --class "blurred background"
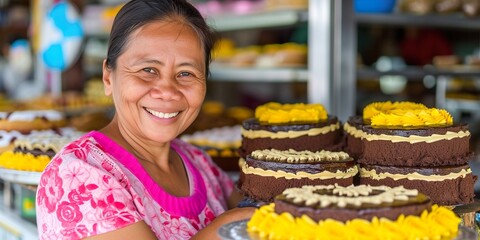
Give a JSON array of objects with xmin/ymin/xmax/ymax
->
[{"xmin": 0, "ymin": 0, "xmax": 479, "ymax": 238}]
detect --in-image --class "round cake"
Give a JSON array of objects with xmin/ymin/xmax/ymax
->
[
  {"xmin": 343, "ymin": 115, "xmax": 365, "ymax": 160},
  {"xmin": 0, "ymin": 110, "xmax": 67, "ymax": 133},
  {"xmin": 237, "ymin": 149, "xmax": 357, "ymax": 202},
  {"xmin": 0, "ymin": 129, "xmax": 83, "ymax": 172},
  {"xmin": 247, "ymin": 184, "xmax": 462, "ymax": 240},
  {"xmin": 349, "ymin": 101, "xmax": 477, "ymax": 205},
  {"xmin": 239, "ymin": 102, "xmax": 344, "ymax": 158}
]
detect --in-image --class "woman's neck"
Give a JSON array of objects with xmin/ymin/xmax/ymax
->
[{"xmin": 99, "ymin": 117, "xmax": 171, "ymax": 169}]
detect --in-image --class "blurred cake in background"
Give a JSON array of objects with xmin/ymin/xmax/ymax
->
[
  {"xmin": 0, "ymin": 129, "xmax": 83, "ymax": 172},
  {"xmin": 182, "ymin": 125, "xmax": 242, "ymax": 171}
]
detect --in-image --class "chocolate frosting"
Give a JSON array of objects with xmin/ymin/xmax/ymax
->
[
  {"xmin": 245, "ymin": 157, "xmax": 355, "ymax": 174},
  {"xmin": 242, "ymin": 116, "xmax": 339, "ymax": 132},
  {"xmin": 360, "ymin": 164, "xmax": 471, "ymax": 176},
  {"xmin": 361, "ymin": 122, "xmax": 469, "ymax": 136}
]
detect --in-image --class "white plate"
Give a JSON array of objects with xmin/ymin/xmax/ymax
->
[
  {"xmin": 0, "ymin": 168, "xmax": 41, "ymax": 185},
  {"xmin": 218, "ymin": 219, "xmax": 478, "ymax": 240}
]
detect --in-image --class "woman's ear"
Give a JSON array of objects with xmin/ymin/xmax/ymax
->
[{"xmin": 102, "ymin": 59, "xmax": 113, "ymax": 96}]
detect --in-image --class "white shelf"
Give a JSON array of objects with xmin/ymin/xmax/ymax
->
[
  {"xmin": 206, "ymin": 9, "xmax": 308, "ymax": 32},
  {"xmin": 209, "ymin": 66, "xmax": 308, "ymax": 82},
  {"xmin": 356, "ymin": 13, "xmax": 480, "ymax": 30},
  {"xmin": 0, "ymin": 169, "xmax": 41, "ymax": 186}
]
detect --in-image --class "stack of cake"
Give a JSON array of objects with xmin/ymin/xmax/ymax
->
[
  {"xmin": 237, "ymin": 102, "xmax": 352, "ymax": 202},
  {"xmin": 344, "ymin": 101, "xmax": 476, "ymax": 205},
  {"xmin": 247, "ymin": 184, "xmax": 464, "ymax": 240}
]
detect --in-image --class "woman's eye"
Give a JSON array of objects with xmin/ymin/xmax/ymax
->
[
  {"xmin": 178, "ymin": 72, "xmax": 192, "ymax": 77},
  {"xmin": 142, "ymin": 68, "xmax": 155, "ymax": 74}
]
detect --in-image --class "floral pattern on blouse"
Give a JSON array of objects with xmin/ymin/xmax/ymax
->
[{"xmin": 36, "ymin": 131, "xmax": 234, "ymax": 239}]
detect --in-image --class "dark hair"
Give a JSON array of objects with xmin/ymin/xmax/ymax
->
[{"xmin": 105, "ymin": 0, "xmax": 215, "ymax": 75}]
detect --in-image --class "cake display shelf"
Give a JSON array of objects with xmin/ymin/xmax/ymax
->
[
  {"xmin": 209, "ymin": 66, "xmax": 308, "ymax": 82},
  {"xmin": 356, "ymin": 13, "xmax": 480, "ymax": 30},
  {"xmin": 206, "ymin": 10, "xmax": 308, "ymax": 32},
  {"xmin": 0, "ymin": 168, "xmax": 41, "ymax": 185},
  {"xmin": 217, "ymin": 219, "xmax": 478, "ymax": 240}
]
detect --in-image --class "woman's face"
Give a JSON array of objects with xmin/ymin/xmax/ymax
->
[{"xmin": 103, "ymin": 20, "xmax": 206, "ymax": 143}]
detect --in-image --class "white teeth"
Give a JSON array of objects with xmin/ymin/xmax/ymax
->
[{"xmin": 145, "ymin": 108, "xmax": 179, "ymax": 119}]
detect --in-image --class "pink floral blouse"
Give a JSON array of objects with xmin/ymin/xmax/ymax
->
[{"xmin": 36, "ymin": 131, "xmax": 234, "ymax": 239}]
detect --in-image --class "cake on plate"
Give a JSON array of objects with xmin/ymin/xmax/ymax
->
[
  {"xmin": 247, "ymin": 184, "xmax": 462, "ymax": 240},
  {"xmin": 349, "ymin": 101, "xmax": 476, "ymax": 205},
  {"xmin": 239, "ymin": 102, "xmax": 343, "ymax": 158},
  {"xmin": 237, "ymin": 149, "xmax": 357, "ymax": 202}
]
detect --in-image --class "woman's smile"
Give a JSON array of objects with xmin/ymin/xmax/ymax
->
[{"xmin": 144, "ymin": 107, "xmax": 180, "ymax": 119}]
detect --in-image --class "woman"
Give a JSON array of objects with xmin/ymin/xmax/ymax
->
[{"xmin": 35, "ymin": 0, "xmax": 254, "ymax": 239}]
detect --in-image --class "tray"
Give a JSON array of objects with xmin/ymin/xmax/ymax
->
[
  {"xmin": 218, "ymin": 219, "xmax": 478, "ymax": 240},
  {"xmin": 0, "ymin": 168, "xmax": 41, "ymax": 185}
]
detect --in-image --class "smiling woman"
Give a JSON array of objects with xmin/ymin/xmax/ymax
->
[{"xmin": 35, "ymin": 1, "xmax": 254, "ymax": 240}]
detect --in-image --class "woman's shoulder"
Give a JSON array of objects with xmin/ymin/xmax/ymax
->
[{"xmin": 46, "ymin": 132, "xmax": 112, "ymax": 171}]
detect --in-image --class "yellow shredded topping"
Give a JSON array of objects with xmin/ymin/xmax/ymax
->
[
  {"xmin": 371, "ymin": 109, "xmax": 453, "ymax": 127},
  {"xmin": 363, "ymin": 101, "xmax": 453, "ymax": 127},
  {"xmin": 247, "ymin": 204, "xmax": 461, "ymax": 240},
  {"xmin": 255, "ymin": 102, "xmax": 328, "ymax": 124},
  {"xmin": 0, "ymin": 151, "xmax": 50, "ymax": 172}
]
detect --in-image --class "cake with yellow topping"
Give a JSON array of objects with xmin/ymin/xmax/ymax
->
[
  {"xmin": 239, "ymin": 102, "xmax": 343, "ymax": 158},
  {"xmin": 0, "ymin": 129, "xmax": 83, "ymax": 172},
  {"xmin": 247, "ymin": 184, "xmax": 463, "ymax": 240},
  {"xmin": 344, "ymin": 101, "xmax": 428, "ymax": 160},
  {"xmin": 346, "ymin": 101, "xmax": 476, "ymax": 205},
  {"xmin": 0, "ymin": 110, "xmax": 68, "ymax": 153},
  {"xmin": 237, "ymin": 149, "xmax": 357, "ymax": 202}
]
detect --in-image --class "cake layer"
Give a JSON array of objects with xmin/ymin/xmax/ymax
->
[
  {"xmin": 245, "ymin": 152, "xmax": 355, "ymax": 174},
  {"xmin": 359, "ymin": 164, "xmax": 477, "ymax": 205},
  {"xmin": 239, "ymin": 117, "xmax": 343, "ymax": 157},
  {"xmin": 359, "ymin": 123, "xmax": 472, "ymax": 167},
  {"xmin": 274, "ymin": 185, "xmax": 431, "ymax": 222},
  {"xmin": 238, "ymin": 155, "xmax": 357, "ymax": 202},
  {"xmin": 238, "ymin": 171, "xmax": 354, "ymax": 203},
  {"xmin": 343, "ymin": 116, "xmax": 365, "ymax": 159}
]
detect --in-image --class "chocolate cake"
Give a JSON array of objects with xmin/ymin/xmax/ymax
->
[
  {"xmin": 360, "ymin": 164, "xmax": 476, "ymax": 205},
  {"xmin": 351, "ymin": 101, "xmax": 477, "ymax": 205},
  {"xmin": 238, "ymin": 102, "xmax": 344, "ymax": 159},
  {"xmin": 237, "ymin": 149, "xmax": 357, "ymax": 202},
  {"xmin": 275, "ymin": 184, "xmax": 431, "ymax": 222},
  {"xmin": 359, "ymin": 123, "xmax": 473, "ymax": 167},
  {"xmin": 239, "ymin": 116, "xmax": 343, "ymax": 158},
  {"xmin": 343, "ymin": 116, "xmax": 365, "ymax": 160},
  {"xmin": 247, "ymin": 184, "xmax": 462, "ymax": 240},
  {"xmin": 0, "ymin": 129, "xmax": 83, "ymax": 172}
]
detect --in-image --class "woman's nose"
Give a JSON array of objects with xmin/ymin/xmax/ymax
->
[{"xmin": 149, "ymin": 78, "xmax": 182, "ymax": 101}]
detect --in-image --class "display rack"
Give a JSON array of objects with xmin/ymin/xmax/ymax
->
[
  {"xmin": 356, "ymin": 13, "xmax": 480, "ymax": 30},
  {"xmin": 351, "ymin": 5, "xmax": 480, "ymax": 119},
  {"xmin": 203, "ymin": 1, "xmax": 356, "ymax": 121},
  {"xmin": 206, "ymin": 9, "xmax": 308, "ymax": 31},
  {"xmin": 209, "ymin": 66, "xmax": 308, "ymax": 82}
]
